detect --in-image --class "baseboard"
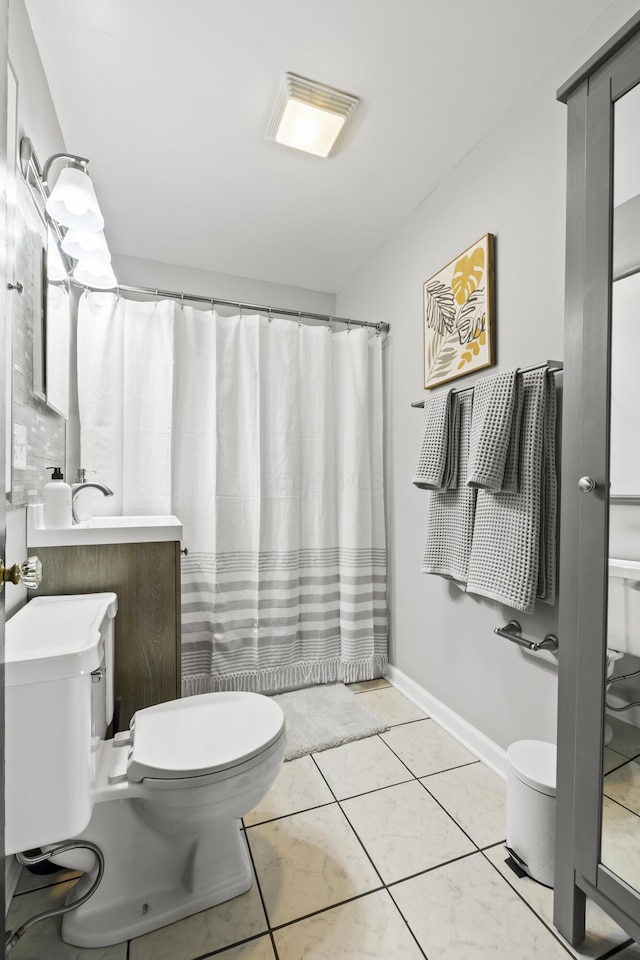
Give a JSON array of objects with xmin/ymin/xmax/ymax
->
[
  {"xmin": 384, "ymin": 664, "xmax": 508, "ymax": 780},
  {"xmin": 5, "ymin": 855, "xmax": 22, "ymax": 915}
]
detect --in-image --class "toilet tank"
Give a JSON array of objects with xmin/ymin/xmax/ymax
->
[
  {"xmin": 608, "ymin": 559, "xmax": 640, "ymax": 658},
  {"xmin": 5, "ymin": 592, "xmax": 118, "ymax": 856}
]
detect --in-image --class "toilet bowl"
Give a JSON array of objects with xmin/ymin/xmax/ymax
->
[{"xmin": 5, "ymin": 593, "xmax": 286, "ymax": 948}]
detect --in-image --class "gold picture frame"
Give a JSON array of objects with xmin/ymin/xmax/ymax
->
[{"xmin": 423, "ymin": 233, "xmax": 495, "ymax": 389}]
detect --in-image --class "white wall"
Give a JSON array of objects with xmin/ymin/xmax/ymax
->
[
  {"xmin": 336, "ymin": 0, "xmax": 640, "ymax": 750},
  {"xmin": 111, "ymin": 254, "xmax": 335, "ymax": 317}
]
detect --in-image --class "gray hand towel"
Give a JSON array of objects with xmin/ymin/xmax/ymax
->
[
  {"xmin": 412, "ymin": 390, "xmax": 459, "ymax": 490},
  {"xmin": 467, "ymin": 370, "xmax": 519, "ymax": 491},
  {"xmin": 421, "ymin": 391, "xmax": 476, "ymax": 586},
  {"xmin": 465, "ymin": 368, "xmax": 557, "ymax": 614}
]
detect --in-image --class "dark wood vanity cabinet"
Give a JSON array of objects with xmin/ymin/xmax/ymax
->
[{"xmin": 30, "ymin": 540, "xmax": 181, "ymax": 728}]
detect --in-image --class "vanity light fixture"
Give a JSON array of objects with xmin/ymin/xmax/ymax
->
[
  {"xmin": 73, "ymin": 259, "xmax": 117, "ymax": 290},
  {"xmin": 20, "ymin": 137, "xmax": 116, "ymax": 287},
  {"xmin": 266, "ymin": 73, "xmax": 359, "ymax": 158},
  {"xmin": 61, "ymin": 229, "xmax": 111, "ymax": 264}
]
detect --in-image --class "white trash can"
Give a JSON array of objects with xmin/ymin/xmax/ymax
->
[{"xmin": 506, "ymin": 739, "xmax": 557, "ymax": 887}]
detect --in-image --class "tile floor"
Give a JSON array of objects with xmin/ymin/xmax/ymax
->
[{"xmin": 7, "ymin": 682, "xmax": 640, "ymax": 959}]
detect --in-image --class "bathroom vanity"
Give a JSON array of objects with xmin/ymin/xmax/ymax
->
[{"xmin": 28, "ymin": 511, "xmax": 182, "ymax": 728}]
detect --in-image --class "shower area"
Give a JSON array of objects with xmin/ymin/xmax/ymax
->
[{"xmin": 75, "ymin": 290, "xmax": 389, "ymax": 695}]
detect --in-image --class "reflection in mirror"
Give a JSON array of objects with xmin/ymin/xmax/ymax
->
[{"xmin": 601, "ymin": 81, "xmax": 640, "ymax": 893}]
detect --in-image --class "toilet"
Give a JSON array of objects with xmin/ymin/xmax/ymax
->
[
  {"xmin": 608, "ymin": 558, "xmax": 640, "ymax": 659},
  {"xmin": 5, "ymin": 593, "xmax": 286, "ymax": 948},
  {"xmin": 605, "ymin": 559, "xmax": 640, "ymax": 742}
]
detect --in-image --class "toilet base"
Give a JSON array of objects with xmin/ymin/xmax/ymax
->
[
  {"xmin": 62, "ymin": 844, "xmax": 252, "ymax": 947},
  {"xmin": 57, "ymin": 800, "xmax": 254, "ymax": 948}
]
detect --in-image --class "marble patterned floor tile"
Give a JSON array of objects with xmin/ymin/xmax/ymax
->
[
  {"xmin": 604, "ymin": 747, "xmax": 631, "ymax": 774},
  {"xmin": 601, "ymin": 795, "xmax": 640, "ymax": 893},
  {"xmin": 357, "ymin": 687, "xmax": 426, "ymax": 726},
  {"xmin": 390, "ymin": 852, "xmax": 571, "ymax": 960},
  {"xmin": 381, "ymin": 719, "xmax": 477, "ymax": 777},
  {"xmin": 604, "ymin": 759, "xmax": 640, "ymax": 815},
  {"xmin": 342, "ymin": 779, "xmax": 474, "ymax": 883},
  {"xmin": 244, "ymin": 755, "xmax": 334, "ymax": 826},
  {"xmin": 129, "ymin": 877, "xmax": 267, "ymax": 960},
  {"xmin": 312, "ymin": 735, "xmax": 413, "ymax": 800},
  {"xmin": 273, "ymin": 889, "xmax": 425, "ymax": 959},
  {"xmin": 347, "ymin": 678, "xmax": 391, "ymax": 693},
  {"xmin": 14, "ymin": 866, "xmax": 82, "ymax": 896},
  {"xmin": 246, "ymin": 803, "xmax": 381, "ymax": 927},
  {"xmin": 217, "ymin": 936, "xmax": 276, "ymax": 959},
  {"xmin": 484, "ymin": 844, "xmax": 633, "ymax": 958},
  {"xmin": 423, "ymin": 762, "xmax": 507, "ymax": 848},
  {"xmin": 6, "ymin": 880, "xmax": 127, "ymax": 959},
  {"xmin": 607, "ymin": 716, "xmax": 640, "ymax": 759}
]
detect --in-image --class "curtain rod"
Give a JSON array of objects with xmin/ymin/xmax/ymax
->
[
  {"xmin": 56, "ymin": 278, "xmax": 390, "ymax": 334},
  {"xmin": 410, "ymin": 360, "xmax": 564, "ymax": 408}
]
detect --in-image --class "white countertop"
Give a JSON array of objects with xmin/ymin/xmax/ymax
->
[{"xmin": 27, "ymin": 504, "xmax": 183, "ymax": 547}]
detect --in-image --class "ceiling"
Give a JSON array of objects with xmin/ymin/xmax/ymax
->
[{"xmin": 25, "ymin": 0, "xmax": 616, "ymax": 294}]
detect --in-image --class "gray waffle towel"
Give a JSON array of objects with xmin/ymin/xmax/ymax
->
[
  {"xmin": 412, "ymin": 390, "xmax": 459, "ymax": 490},
  {"xmin": 421, "ymin": 391, "xmax": 476, "ymax": 586},
  {"xmin": 465, "ymin": 368, "xmax": 557, "ymax": 613},
  {"xmin": 467, "ymin": 370, "xmax": 520, "ymax": 491}
]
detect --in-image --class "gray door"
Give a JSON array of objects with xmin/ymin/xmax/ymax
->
[
  {"xmin": 0, "ymin": 0, "xmax": 9, "ymax": 927},
  {"xmin": 555, "ymin": 13, "xmax": 640, "ymax": 945}
]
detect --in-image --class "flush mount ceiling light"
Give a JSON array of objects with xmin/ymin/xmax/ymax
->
[{"xmin": 266, "ymin": 73, "xmax": 359, "ymax": 158}]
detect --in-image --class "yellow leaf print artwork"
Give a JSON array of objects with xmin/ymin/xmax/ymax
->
[{"xmin": 451, "ymin": 247, "xmax": 485, "ymax": 306}]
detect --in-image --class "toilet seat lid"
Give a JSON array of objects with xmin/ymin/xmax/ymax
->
[{"xmin": 127, "ymin": 692, "xmax": 285, "ymax": 782}]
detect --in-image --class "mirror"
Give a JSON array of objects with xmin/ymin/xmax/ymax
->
[
  {"xmin": 7, "ymin": 133, "xmax": 71, "ymax": 507},
  {"xmin": 601, "ymin": 79, "xmax": 640, "ymax": 892}
]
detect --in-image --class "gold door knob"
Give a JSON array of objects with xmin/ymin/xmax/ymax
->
[{"xmin": 0, "ymin": 556, "xmax": 43, "ymax": 591}]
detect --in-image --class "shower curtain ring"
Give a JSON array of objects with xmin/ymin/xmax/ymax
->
[
  {"xmin": 268, "ymin": 306, "xmax": 272, "ymax": 323},
  {"xmin": 180, "ymin": 292, "xmax": 185, "ymax": 310},
  {"xmin": 238, "ymin": 302, "xmax": 243, "ymax": 317},
  {"xmin": 298, "ymin": 311, "xmax": 302, "ymax": 327},
  {"xmin": 210, "ymin": 298, "xmax": 215, "ymax": 314},
  {"xmin": 347, "ymin": 317, "xmax": 351, "ymax": 334}
]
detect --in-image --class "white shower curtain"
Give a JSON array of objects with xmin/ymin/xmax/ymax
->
[{"xmin": 77, "ymin": 293, "xmax": 387, "ymax": 694}]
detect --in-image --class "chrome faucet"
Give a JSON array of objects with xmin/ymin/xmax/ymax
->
[{"xmin": 71, "ymin": 481, "xmax": 114, "ymax": 523}]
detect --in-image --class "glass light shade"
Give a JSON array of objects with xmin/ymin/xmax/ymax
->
[
  {"xmin": 73, "ymin": 259, "xmax": 117, "ymax": 290},
  {"xmin": 275, "ymin": 98, "xmax": 345, "ymax": 157},
  {"xmin": 46, "ymin": 230, "xmax": 68, "ymax": 281},
  {"xmin": 61, "ymin": 229, "xmax": 111, "ymax": 263},
  {"xmin": 46, "ymin": 165, "xmax": 104, "ymax": 232}
]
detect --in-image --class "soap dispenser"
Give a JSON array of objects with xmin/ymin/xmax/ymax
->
[{"xmin": 43, "ymin": 467, "xmax": 72, "ymax": 529}]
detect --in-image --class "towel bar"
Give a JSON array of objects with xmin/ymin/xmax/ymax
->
[
  {"xmin": 494, "ymin": 619, "xmax": 558, "ymax": 652},
  {"xmin": 411, "ymin": 360, "xmax": 564, "ymax": 408}
]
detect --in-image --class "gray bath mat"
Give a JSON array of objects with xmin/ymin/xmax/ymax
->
[{"xmin": 272, "ymin": 683, "xmax": 389, "ymax": 761}]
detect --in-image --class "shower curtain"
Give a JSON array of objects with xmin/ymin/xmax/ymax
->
[{"xmin": 77, "ymin": 293, "xmax": 387, "ymax": 694}]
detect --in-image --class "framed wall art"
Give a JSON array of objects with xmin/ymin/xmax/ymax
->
[{"xmin": 423, "ymin": 233, "xmax": 495, "ymax": 389}]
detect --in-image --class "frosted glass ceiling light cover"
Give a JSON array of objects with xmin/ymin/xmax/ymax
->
[
  {"xmin": 73, "ymin": 259, "xmax": 117, "ymax": 290},
  {"xmin": 267, "ymin": 73, "xmax": 358, "ymax": 158},
  {"xmin": 46, "ymin": 165, "xmax": 104, "ymax": 232},
  {"xmin": 61, "ymin": 229, "xmax": 111, "ymax": 263}
]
